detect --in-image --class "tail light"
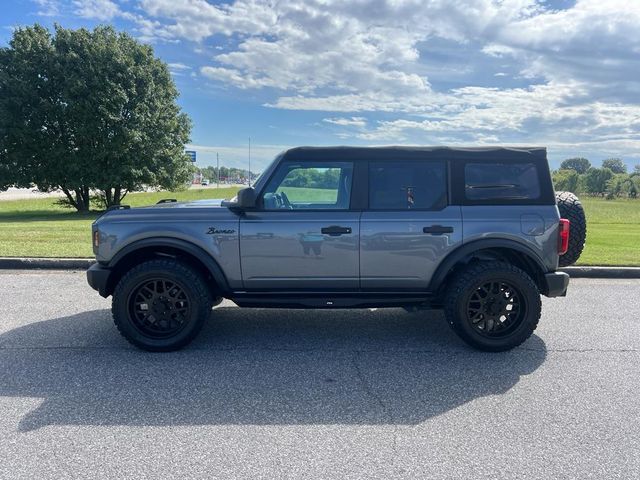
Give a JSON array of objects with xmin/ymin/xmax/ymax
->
[{"xmin": 558, "ymin": 219, "xmax": 570, "ymax": 255}]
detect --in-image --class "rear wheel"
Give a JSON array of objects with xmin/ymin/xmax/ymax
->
[
  {"xmin": 556, "ymin": 191, "xmax": 587, "ymax": 267},
  {"xmin": 112, "ymin": 259, "xmax": 212, "ymax": 351},
  {"xmin": 444, "ymin": 261, "xmax": 541, "ymax": 351}
]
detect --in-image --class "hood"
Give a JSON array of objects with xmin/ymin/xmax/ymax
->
[
  {"xmin": 142, "ymin": 198, "xmax": 227, "ymax": 209},
  {"xmin": 93, "ymin": 198, "xmax": 235, "ymax": 226}
]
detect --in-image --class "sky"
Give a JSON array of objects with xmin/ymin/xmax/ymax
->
[{"xmin": 2, "ymin": 0, "xmax": 640, "ymax": 172}]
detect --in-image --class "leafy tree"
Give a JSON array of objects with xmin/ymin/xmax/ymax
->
[
  {"xmin": 630, "ymin": 176, "xmax": 640, "ymax": 198},
  {"xmin": 602, "ymin": 158, "xmax": 627, "ymax": 174},
  {"xmin": 560, "ymin": 157, "xmax": 591, "ymax": 174},
  {"xmin": 583, "ymin": 167, "xmax": 614, "ymax": 197},
  {"xmin": 632, "ymin": 164, "xmax": 640, "ymax": 176},
  {"xmin": 552, "ymin": 169, "xmax": 579, "ymax": 193},
  {"xmin": 605, "ymin": 174, "xmax": 628, "ymax": 199},
  {"xmin": 0, "ymin": 25, "xmax": 192, "ymax": 211}
]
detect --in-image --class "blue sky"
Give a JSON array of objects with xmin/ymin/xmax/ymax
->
[{"xmin": 2, "ymin": 0, "xmax": 639, "ymax": 172}]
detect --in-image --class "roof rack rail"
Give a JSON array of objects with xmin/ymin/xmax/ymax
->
[
  {"xmin": 157, "ymin": 198, "xmax": 177, "ymax": 204},
  {"xmin": 106, "ymin": 204, "xmax": 131, "ymax": 211}
]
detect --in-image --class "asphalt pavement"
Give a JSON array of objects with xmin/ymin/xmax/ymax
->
[{"xmin": 0, "ymin": 271, "xmax": 638, "ymax": 479}]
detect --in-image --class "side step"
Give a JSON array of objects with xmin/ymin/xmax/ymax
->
[{"xmin": 230, "ymin": 292, "xmax": 433, "ymax": 309}]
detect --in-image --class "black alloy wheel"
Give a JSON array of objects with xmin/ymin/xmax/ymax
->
[
  {"xmin": 128, "ymin": 278, "xmax": 192, "ymax": 339},
  {"xmin": 465, "ymin": 280, "xmax": 524, "ymax": 338}
]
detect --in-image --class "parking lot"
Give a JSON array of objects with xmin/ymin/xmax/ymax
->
[{"xmin": 0, "ymin": 271, "xmax": 638, "ymax": 479}]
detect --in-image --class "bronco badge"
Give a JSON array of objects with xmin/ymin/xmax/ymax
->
[{"xmin": 207, "ymin": 227, "xmax": 236, "ymax": 235}]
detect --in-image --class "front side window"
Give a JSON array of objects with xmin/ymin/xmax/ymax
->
[
  {"xmin": 261, "ymin": 162, "xmax": 353, "ymax": 210},
  {"xmin": 465, "ymin": 162, "xmax": 540, "ymax": 201},
  {"xmin": 368, "ymin": 160, "xmax": 447, "ymax": 210}
]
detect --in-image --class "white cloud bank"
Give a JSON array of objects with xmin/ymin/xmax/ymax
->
[{"xmin": 48, "ymin": 0, "xmax": 640, "ymax": 159}]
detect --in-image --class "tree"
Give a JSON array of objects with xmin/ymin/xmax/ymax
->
[
  {"xmin": 552, "ymin": 169, "xmax": 579, "ymax": 193},
  {"xmin": 560, "ymin": 157, "xmax": 591, "ymax": 174},
  {"xmin": 0, "ymin": 25, "xmax": 193, "ymax": 211},
  {"xmin": 602, "ymin": 158, "xmax": 627, "ymax": 174},
  {"xmin": 583, "ymin": 167, "xmax": 614, "ymax": 197},
  {"xmin": 632, "ymin": 164, "xmax": 640, "ymax": 176},
  {"xmin": 605, "ymin": 174, "xmax": 628, "ymax": 199}
]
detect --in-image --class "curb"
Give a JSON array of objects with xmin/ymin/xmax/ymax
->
[
  {"xmin": 1, "ymin": 257, "xmax": 639, "ymax": 278},
  {"xmin": 559, "ymin": 266, "xmax": 640, "ymax": 279},
  {"xmin": 0, "ymin": 257, "xmax": 95, "ymax": 270}
]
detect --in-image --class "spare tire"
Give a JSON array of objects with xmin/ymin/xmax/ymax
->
[{"xmin": 555, "ymin": 191, "xmax": 587, "ymax": 267}]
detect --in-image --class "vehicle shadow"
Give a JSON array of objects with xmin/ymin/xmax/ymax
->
[{"xmin": 0, "ymin": 307, "xmax": 546, "ymax": 431}]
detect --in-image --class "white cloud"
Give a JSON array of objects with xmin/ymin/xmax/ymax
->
[
  {"xmin": 323, "ymin": 117, "xmax": 367, "ymax": 128},
  {"xmin": 168, "ymin": 63, "xmax": 191, "ymax": 71},
  {"xmin": 33, "ymin": 0, "xmax": 60, "ymax": 16},
  {"xmin": 73, "ymin": 0, "xmax": 121, "ymax": 21}
]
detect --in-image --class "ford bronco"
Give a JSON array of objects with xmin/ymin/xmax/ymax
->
[{"xmin": 87, "ymin": 147, "xmax": 573, "ymax": 352}]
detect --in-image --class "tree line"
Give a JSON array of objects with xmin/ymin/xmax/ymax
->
[
  {"xmin": 552, "ymin": 158, "xmax": 640, "ymax": 199},
  {"xmin": 197, "ymin": 166, "xmax": 258, "ymax": 184}
]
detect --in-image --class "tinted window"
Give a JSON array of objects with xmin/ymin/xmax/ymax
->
[
  {"xmin": 262, "ymin": 162, "xmax": 353, "ymax": 210},
  {"xmin": 465, "ymin": 163, "xmax": 540, "ymax": 201},
  {"xmin": 369, "ymin": 161, "xmax": 447, "ymax": 210}
]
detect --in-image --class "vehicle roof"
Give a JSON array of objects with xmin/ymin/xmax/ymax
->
[{"xmin": 282, "ymin": 146, "xmax": 547, "ymax": 162}]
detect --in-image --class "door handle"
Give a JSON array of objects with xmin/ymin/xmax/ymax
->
[
  {"xmin": 423, "ymin": 225, "xmax": 454, "ymax": 235},
  {"xmin": 321, "ymin": 225, "xmax": 352, "ymax": 236}
]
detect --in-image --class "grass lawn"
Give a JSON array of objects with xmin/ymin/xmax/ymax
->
[
  {"xmin": 0, "ymin": 191, "xmax": 638, "ymax": 265},
  {"xmin": 577, "ymin": 197, "xmax": 640, "ymax": 266},
  {"xmin": 0, "ymin": 188, "xmax": 240, "ymax": 258}
]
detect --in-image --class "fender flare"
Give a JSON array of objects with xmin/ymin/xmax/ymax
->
[
  {"xmin": 108, "ymin": 237, "xmax": 230, "ymax": 293},
  {"xmin": 428, "ymin": 238, "xmax": 548, "ymax": 292}
]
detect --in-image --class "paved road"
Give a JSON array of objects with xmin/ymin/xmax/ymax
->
[{"xmin": 0, "ymin": 271, "xmax": 638, "ymax": 479}]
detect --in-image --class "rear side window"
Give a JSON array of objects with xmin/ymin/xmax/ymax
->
[
  {"xmin": 369, "ymin": 160, "xmax": 447, "ymax": 210},
  {"xmin": 465, "ymin": 163, "xmax": 540, "ymax": 201}
]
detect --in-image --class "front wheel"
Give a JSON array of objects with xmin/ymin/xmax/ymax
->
[
  {"xmin": 444, "ymin": 261, "xmax": 541, "ymax": 352},
  {"xmin": 112, "ymin": 259, "xmax": 213, "ymax": 351}
]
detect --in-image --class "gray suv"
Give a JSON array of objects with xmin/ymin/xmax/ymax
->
[{"xmin": 87, "ymin": 147, "xmax": 570, "ymax": 352}]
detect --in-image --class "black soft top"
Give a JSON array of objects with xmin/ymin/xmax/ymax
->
[{"xmin": 282, "ymin": 146, "xmax": 547, "ymax": 162}]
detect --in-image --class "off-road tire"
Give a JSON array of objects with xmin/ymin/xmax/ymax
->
[
  {"xmin": 112, "ymin": 259, "xmax": 212, "ymax": 352},
  {"xmin": 444, "ymin": 261, "xmax": 541, "ymax": 352},
  {"xmin": 555, "ymin": 191, "xmax": 587, "ymax": 267}
]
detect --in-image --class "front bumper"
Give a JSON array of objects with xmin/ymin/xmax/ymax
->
[
  {"xmin": 87, "ymin": 263, "xmax": 112, "ymax": 298},
  {"xmin": 542, "ymin": 271, "xmax": 570, "ymax": 297}
]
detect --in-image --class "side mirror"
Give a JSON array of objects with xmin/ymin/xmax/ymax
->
[
  {"xmin": 223, "ymin": 187, "xmax": 257, "ymax": 211},
  {"xmin": 237, "ymin": 187, "xmax": 257, "ymax": 208}
]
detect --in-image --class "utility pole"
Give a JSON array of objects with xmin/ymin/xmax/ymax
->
[
  {"xmin": 248, "ymin": 137, "xmax": 252, "ymax": 187},
  {"xmin": 216, "ymin": 152, "xmax": 220, "ymax": 189}
]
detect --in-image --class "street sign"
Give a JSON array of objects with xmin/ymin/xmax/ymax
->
[{"xmin": 185, "ymin": 150, "xmax": 197, "ymax": 162}]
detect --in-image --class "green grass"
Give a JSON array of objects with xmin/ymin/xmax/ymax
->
[
  {"xmin": 0, "ymin": 188, "xmax": 240, "ymax": 258},
  {"xmin": 279, "ymin": 186, "xmax": 338, "ymax": 203},
  {"xmin": 0, "ymin": 191, "xmax": 638, "ymax": 265},
  {"xmin": 577, "ymin": 197, "xmax": 640, "ymax": 266}
]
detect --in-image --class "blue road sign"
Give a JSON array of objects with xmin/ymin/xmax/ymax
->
[{"xmin": 186, "ymin": 150, "xmax": 197, "ymax": 162}]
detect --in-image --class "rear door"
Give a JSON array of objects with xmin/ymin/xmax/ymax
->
[
  {"xmin": 240, "ymin": 160, "xmax": 360, "ymax": 290},
  {"xmin": 360, "ymin": 157, "xmax": 462, "ymax": 290}
]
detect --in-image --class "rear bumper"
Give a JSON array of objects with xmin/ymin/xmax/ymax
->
[
  {"xmin": 87, "ymin": 263, "xmax": 111, "ymax": 298},
  {"xmin": 542, "ymin": 271, "xmax": 570, "ymax": 297}
]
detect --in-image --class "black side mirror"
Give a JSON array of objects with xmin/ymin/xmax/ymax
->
[
  {"xmin": 223, "ymin": 187, "xmax": 257, "ymax": 211},
  {"xmin": 237, "ymin": 187, "xmax": 257, "ymax": 208}
]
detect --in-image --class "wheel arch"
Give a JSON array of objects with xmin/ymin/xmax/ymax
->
[
  {"xmin": 104, "ymin": 238, "xmax": 230, "ymax": 298},
  {"xmin": 430, "ymin": 239, "xmax": 549, "ymax": 300}
]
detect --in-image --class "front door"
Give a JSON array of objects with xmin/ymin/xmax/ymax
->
[{"xmin": 240, "ymin": 160, "xmax": 359, "ymax": 290}]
